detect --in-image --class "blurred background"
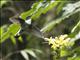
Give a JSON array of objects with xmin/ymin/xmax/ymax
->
[{"xmin": 0, "ymin": 0, "xmax": 80, "ymax": 60}]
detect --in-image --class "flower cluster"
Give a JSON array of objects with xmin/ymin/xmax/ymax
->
[{"xmin": 45, "ymin": 34, "xmax": 73, "ymax": 50}]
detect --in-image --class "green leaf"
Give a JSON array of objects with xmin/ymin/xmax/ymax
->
[
  {"xmin": 0, "ymin": 24, "xmax": 21, "ymax": 43},
  {"xmin": 68, "ymin": 55, "xmax": 80, "ymax": 60},
  {"xmin": 0, "ymin": 25, "xmax": 8, "ymax": 37},
  {"xmin": 69, "ymin": 31, "xmax": 80, "ymax": 42},
  {"xmin": 20, "ymin": 1, "xmax": 59, "ymax": 20},
  {"xmin": 31, "ymin": 2, "xmax": 46, "ymax": 20},
  {"xmin": 31, "ymin": 2, "xmax": 41, "ymax": 10},
  {"xmin": 71, "ymin": 20, "xmax": 80, "ymax": 33},
  {"xmin": 8, "ymin": 24, "xmax": 21, "ymax": 35},
  {"xmin": 0, "ymin": 32, "xmax": 9, "ymax": 43},
  {"xmin": 63, "ymin": 1, "xmax": 80, "ymax": 16},
  {"xmin": 34, "ymin": 49, "xmax": 43, "ymax": 54},
  {"xmin": 31, "ymin": 7, "xmax": 43, "ymax": 20},
  {"xmin": 18, "ymin": 36, "xmax": 23, "ymax": 42},
  {"xmin": 74, "ymin": 56, "xmax": 80, "ymax": 60},
  {"xmin": 42, "ymin": 1, "xmax": 58, "ymax": 14},
  {"xmin": 25, "ymin": 49, "xmax": 37, "ymax": 58},
  {"xmin": 60, "ymin": 49, "xmax": 70, "ymax": 57},
  {"xmin": 0, "ymin": 26, "xmax": 4, "ymax": 36},
  {"xmin": 0, "ymin": 0, "xmax": 8, "ymax": 8},
  {"xmin": 56, "ymin": 2, "xmax": 65, "ymax": 15},
  {"xmin": 41, "ymin": 18, "xmax": 63, "ymax": 33},
  {"xmin": 41, "ymin": 8, "xmax": 80, "ymax": 33},
  {"xmin": 10, "ymin": 35, "xmax": 16, "ymax": 44},
  {"xmin": 20, "ymin": 9, "xmax": 34, "ymax": 20},
  {"xmin": 21, "ymin": 51, "xmax": 29, "ymax": 60},
  {"xmin": 20, "ymin": 2, "xmax": 41, "ymax": 20},
  {"xmin": 69, "ymin": 20, "xmax": 80, "ymax": 38}
]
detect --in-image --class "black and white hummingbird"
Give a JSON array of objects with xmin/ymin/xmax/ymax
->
[{"xmin": 9, "ymin": 13, "xmax": 44, "ymax": 39}]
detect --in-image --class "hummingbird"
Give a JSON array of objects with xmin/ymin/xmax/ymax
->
[
  {"xmin": 9, "ymin": 13, "xmax": 45, "ymax": 50},
  {"xmin": 9, "ymin": 13, "xmax": 44, "ymax": 38}
]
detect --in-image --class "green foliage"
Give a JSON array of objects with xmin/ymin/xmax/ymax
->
[
  {"xmin": 71, "ymin": 20, "xmax": 80, "ymax": 33},
  {"xmin": 0, "ymin": 1, "xmax": 60, "ymax": 44},
  {"xmin": 41, "ymin": 1, "xmax": 80, "ymax": 33},
  {"xmin": 20, "ymin": 49, "xmax": 42, "ymax": 60},
  {"xmin": 42, "ymin": 1, "xmax": 80, "ymax": 60},
  {"xmin": 0, "ymin": 0, "xmax": 80, "ymax": 60},
  {"xmin": 0, "ymin": 23, "xmax": 21, "ymax": 43},
  {"xmin": 0, "ymin": 0, "xmax": 8, "ymax": 8},
  {"xmin": 60, "ymin": 49, "xmax": 70, "ymax": 57},
  {"xmin": 20, "ymin": 1, "xmax": 59, "ymax": 20}
]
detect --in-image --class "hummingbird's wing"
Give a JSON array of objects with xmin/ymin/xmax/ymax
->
[{"xmin": 30, "ymin": 25, "xmax": 44, "ymax": 38}]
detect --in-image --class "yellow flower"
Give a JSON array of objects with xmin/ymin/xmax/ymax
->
[
  {"xmin": 45, "ymin": 37, "xmax": 54, "ymax": 45},
  {"xmin": 45, "ymin": 34, "xmax": 71, "ymax": 50}
]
